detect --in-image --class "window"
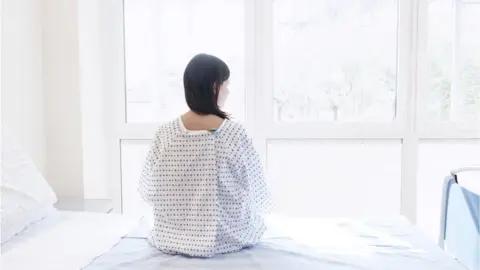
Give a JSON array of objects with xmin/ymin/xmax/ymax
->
[
  {"xmin": 426, "ymin": 0, "xmax": 480, "ymax": 122},
  {"xmin": 273, "ymin": 0, "xmax": 398, "ymax": 122},
  {"xmin": 457, "ymin": 3, "xmax": 480, "ymax": 121},
  {"xmin": 124, "ymin": 0, "xmax": 246, "ymax": 123},
  {"xmin": 101, "ymin": 0, "xmax": 480, "ymax": 242}
]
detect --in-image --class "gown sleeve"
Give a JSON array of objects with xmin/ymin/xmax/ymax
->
[
  {"xmin": 235, "ymin": 127, "xmax": 274, "ymax": 214},
  {"xmin": 137, "ymin": 129, "xmax": 163, "ymax": 206}
]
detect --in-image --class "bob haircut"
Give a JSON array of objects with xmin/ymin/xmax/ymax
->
[{"xmin": 183, "ymin": 54, "xmax": 230, "ymax": 119}]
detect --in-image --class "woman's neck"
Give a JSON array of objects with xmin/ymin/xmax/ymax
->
[{"xmin": 181, "ymin": 112, "xmax": 225, "ymax": 131}]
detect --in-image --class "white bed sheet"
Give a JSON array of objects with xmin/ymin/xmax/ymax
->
[
  {"xmin": 1, "ymin": 211, "xmax": 138, "ymax": 270},
  {"xmin": 2, "ymin": 213, "xmax": 466, "ymax": 270},
  {"xmin": 84, "ymin": 215, "xmax": 466, "ymax": 270}
]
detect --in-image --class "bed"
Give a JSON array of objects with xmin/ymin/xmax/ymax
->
[
  {"xmin": 1, "ymin": 130, "xmax": 477, "ymax": 269},
  {"xmin": 0, "ymin": 212, "xmax": 466, "ymax": 270},
  {"xmin": 2, "ymin": 167, "xmax": 478, "ymax": 270}
]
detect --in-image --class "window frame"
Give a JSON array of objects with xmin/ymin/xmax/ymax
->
[{"xmin": 100, "ymin": 0, "xmax": 480, "ymax": 222}]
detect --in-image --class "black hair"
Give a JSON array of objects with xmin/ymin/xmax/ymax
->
[{"xmin": 183, "ymin": 53, "xmax": 230, "ymax": 119}]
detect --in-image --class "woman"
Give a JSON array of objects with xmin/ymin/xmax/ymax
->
[{"xmin": 138, "ymin": 54, "xmax": 272, "ymax": 257}]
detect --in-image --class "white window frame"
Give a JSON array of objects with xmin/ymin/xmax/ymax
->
[{"xmin": 100, "ymin": 0, "xmax": 480, "ymax": 223}]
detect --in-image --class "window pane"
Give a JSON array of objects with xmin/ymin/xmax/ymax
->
[
  {"xmin": 417, "ymin": 139, "xmax": 480, "ymax": 242},
  {"xmin": 426, "ymin": 0, "xmax": 453, "ymax": 121},
  {"xmin": 273, "ymin": 0, "xmax": 398, "ymax": 122},
  {"xmin": 120, "ymin": 140, "xmax": 150, "ymax": 216},
  {"xmin": 457, "ymin": 4, "xmax": 480, "ymax": 121},
  {"xmin": 124, "ymin": 0, "xmax": 245, "ymax": 123},
  {"xmin": 267, "ymin": 140, "xmax": 402, "ymax": 216},
  {"xmin": 426, "ymin": 0, "xmax": 480, "ymax": 121}
]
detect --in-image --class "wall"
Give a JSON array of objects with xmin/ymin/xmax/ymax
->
[
  {"xmin": 78, "ymin": 0, "xmax": 108, "ymax": 199},
  {"xmin": 42, "ymin": 0, "xmax": 85, "ymax": 198},
  {"xmin": 41, "ymin": 0, "xmax": 109, "ymax": 199},
  {"xmin": 2, "ymin": 0, "xmax": 111, "ymax": 200},
  {"xmin": 2, "ymin": 0, "xmax": 46, "ymax": 175}
]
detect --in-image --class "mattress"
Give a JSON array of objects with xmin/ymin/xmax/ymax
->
[{"xmin": 84, "ymin": 215, "xmax": 466, "ymax": 270}]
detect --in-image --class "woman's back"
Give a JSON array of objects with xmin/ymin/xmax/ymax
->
[{"xmin": 138, "ymin": 117, "xmax": 272, "ymax": 257}]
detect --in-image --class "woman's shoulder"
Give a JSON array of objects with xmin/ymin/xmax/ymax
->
[
  {"xmin": 220, "ymin": 120, "xmax": 250, "ymax": 138},
  {"xmin": 152, "ymin": 118, "xmax": 182, "ymax": 139},
  {"xmin": 159, "ymin": 118, "xmax": 180, "ymax": 131}
]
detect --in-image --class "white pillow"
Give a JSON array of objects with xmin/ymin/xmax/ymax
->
[{"xmin": 1, "ymin": 127, "xmax": 58, "ymax": 243}]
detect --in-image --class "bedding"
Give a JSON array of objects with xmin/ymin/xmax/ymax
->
[
  {"xmin": 85, "ymin": 217, "xmax": 465, "ymax": 270},
  {"xmin": 2, "ymin": 212, "xmax": 466, "ymax": 270},
  {"xmin": 1, "ymin": 205, "xmax": 56, "ymax": 245},
  {"xmin": 1, "ymin": 126, "xmax": 58, "ymax": 243},
  {"xmin": 89, "ymin": 216, "xmax": 467, "ymax": 270},
  {"xmin": 2, "ymin": 209, "xmax": 467, "ymax": 270},
  {"xmin": 1, "ymin": 211, "xmax": 138, "ymax": 270}
]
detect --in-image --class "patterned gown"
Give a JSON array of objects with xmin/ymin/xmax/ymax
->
[{"xmin": 138, "ymin": 118, "xmax": 273, "ymax": 257}]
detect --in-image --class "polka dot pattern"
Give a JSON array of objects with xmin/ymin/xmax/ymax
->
[{"xmin": 138, "ymin": 118, "xmax": 273, "ymax": 257}]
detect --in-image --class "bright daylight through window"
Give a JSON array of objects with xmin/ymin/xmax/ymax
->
[
  {"xmin": 274, "ymin": 0, "xmax": 398, "ymax": 122},
  {"xmin": 427, "ymin": 0, "xmax": 480, "ymax": 121},
  {"xmin": 124, "ymin": 0, "xmax": 245, "ymax": 123},
  {"xmin": 117, "ymin": 0, "xmax": 480, "ymax": 243}
]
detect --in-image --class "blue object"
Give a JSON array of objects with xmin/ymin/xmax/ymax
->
[{"xmin": 440, "ymin": 166, "xmax": 480, "ymax": 270}]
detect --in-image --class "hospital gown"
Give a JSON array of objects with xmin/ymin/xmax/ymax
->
[{"xmin": 138, "ymin": 118, "xmax": 273, "ymax": 257}]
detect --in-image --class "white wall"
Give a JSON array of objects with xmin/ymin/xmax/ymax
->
[
  {"xmin": 2, "ymin": 0, "xmax": 114, "ymax": 200},
  {"xmin": 42, "ymin": 0, "xmax": 85, "ymax": 198},
  {"xmin": 41, "ymin": 0, "xmax": 109, "ymax": 199},
  {"xmin": 2, "ymin": 0, "xmax": 46, "ymax": 175},
  {"xmin": 78, "ymin": 0, "xmax": 108, "ymax": 199}
]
